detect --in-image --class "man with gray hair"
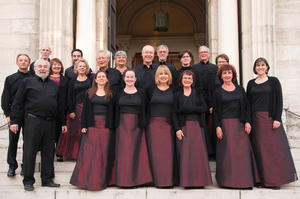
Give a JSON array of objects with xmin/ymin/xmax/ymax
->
[
  {"xmin": 96, "ymin": 49, "xmax": 122, "ymax": 93},
  {"xmin": 155, "ymin": 44, "xmax": 177, "ymax": 87},
  {"xmin": 10, "ymin": 59, "xmax": 67, "ymax": 191},
  {"xmin": 134, "ymin": 45, "xmax": 157, "ymax": 90}
]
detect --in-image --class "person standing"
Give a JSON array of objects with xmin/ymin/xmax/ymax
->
[
  {"xmin": 114, "ymin": 69, "xmax": 152, "ymax": 187},
  {"xmin": 29, "ymin": 45, "xmax": 51, "ymax": 75},
  {"xmin": 10, "ymin": 59, "xmax": 67, "ymax": 191},
  {"xmin": 1, "ymin": 54, "xmax": 31, "ymax": 177},
  {"xmin": 214, "ymin": 64, "xmax": 259, "ymax": 189},
  {"xmin": 70, "ymin": 71, "xmax": 114, "ymax": 190},
  {"xmin": 173, "ymin": 70, "xmax": 212, "ymax": 188},
  {"xmin": 247, "ymin": 57, "xmax": 298, "ymax": 189},
  {"xmin": 115, "ymin": 51, "xmax": 128, "ymax": 75}
]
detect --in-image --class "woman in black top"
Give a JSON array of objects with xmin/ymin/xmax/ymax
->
[
  {"xmin": 49, "ymin": 58, "xmax": 68, "ymax": 162},
  {"xmin": 114, "ymin": 69, "xmax": 152, "ymax": 187},
  {"xmin": 70, "ymin": 71, "xmax": 114, "ymax": 190},
  {"xmin": 173, "ymin": 70, "xmax": 212, "ymax": 188},
  {"xmin": 247, "ymin": 57, "xmax": 297, "ymax": 189},
  {"xmin": 214, "ymin": 64, "xmax": 259, "ymax": 189},
  {"xmin": 176, "ymin": 50, "xmax": 194, "ymax": 87},
  {"xmin": 146, "ymin": 65, "xmax": 175, "ymax": 187},
  {"xmin": 58, "ymin": 59, "xmax": 92, "ymax": 159}
]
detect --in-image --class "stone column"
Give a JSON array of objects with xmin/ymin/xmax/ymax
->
[
  {"xmin": 76, "ymin": 0, "xmax": 97, "ymax": 69},
  {"xmin": 218, "ymin": 0, "xmax": 240, "ymax": 76},
  {"xmin": 96, "ymin": 0, "xmax": 109, "ymax": 51},
  {"xmin": 40, "ymin": 0, "xmax": 73, "ymax": 67}
]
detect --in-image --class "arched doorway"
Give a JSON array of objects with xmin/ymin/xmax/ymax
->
[{"xmin": 116, "ymin": 0, "xmax": 207, "ymax": 68}]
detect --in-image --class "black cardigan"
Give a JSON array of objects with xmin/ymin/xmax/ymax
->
[
  {"xmin": 246, "ymin": 76, "xmax": 283, "ymax": 122},
  {"xmin": 213, "ymin": 85, "xmax": 251, "ymax": 127},
  {"xmin": 114, "ymin": 89, "xmax": 147, "ymax": 128},
  {"xmin": 173, "ymin": 88, "xmax": 207, "ymax": 131},
  {"xmin": 81, "ymin": 93, "xmax": 114, "ymax": 129}
]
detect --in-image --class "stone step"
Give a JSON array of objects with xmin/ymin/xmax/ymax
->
[{"xmin": 0, "ymin": 186, "xmax": 299, "ymax": 199}]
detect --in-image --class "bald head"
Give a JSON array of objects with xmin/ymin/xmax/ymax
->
[{"xmin": 40, "ymin": 45, "xmax": 52, "ymax": 60}]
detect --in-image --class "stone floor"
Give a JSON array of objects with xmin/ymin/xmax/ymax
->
[{"xmin": 0, "ymin": 128, "xmax": 299, "ymax": 199}]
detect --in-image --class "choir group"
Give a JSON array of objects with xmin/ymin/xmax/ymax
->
[{"xmin": 2, "ymin": 44, "xmax": 298, "ymax": 191}]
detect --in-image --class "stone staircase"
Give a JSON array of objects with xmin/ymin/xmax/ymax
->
[{"xmin": 0, "ymin": 112, "xmax": 300, "ymax": 199}]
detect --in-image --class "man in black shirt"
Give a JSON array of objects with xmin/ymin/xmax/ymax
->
[
  {"xmin": 1, "ymin": 54, "xmax": 31, "ymax": 177},
  {"xmin": 29, "ymin": 45, "xmax": 52, "ymax": 75},
  {"xmin": 96, "ymin": 50, "xmax": 122, "ymax": 93},
  {"xmin": 65, "ymin": 49, "xmax": 83, "ymax": 81},
  {"xmin": 154, "ymin": 44, "xmax": 178, "ymax": 87},
  {"xmin": 10, "ymin": 59, "xmax": 67, "ymax": 191},
  {"xmin": 134, "ymin": 45, "xmax": 157, "ymax": 91}
]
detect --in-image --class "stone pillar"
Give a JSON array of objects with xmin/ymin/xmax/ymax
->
[
  {"xmin": 40, "ymin": 0, "xmax": 73, "ymax": 67},
  {"xmin": 96, "ymin": 0, "xmax": 109, "ymax": 51},
  {"xmin": 76, "ymin": 0, "xmax": 96, "ymax": 69},
  {"xmin": 218, "ymin": 0, "xmax": 240, "ymax": 76},
  {"xmin": 208, "ymin": 0, "xmax": 219, "ymax": 63}
]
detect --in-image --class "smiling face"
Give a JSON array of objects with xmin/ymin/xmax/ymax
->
[
  {"xmin": 221, "ymin": 70, "xmax": 233, "ymax": 83},
  {"xmin": 142, "ymin": 46, "xmax": 154, "ymax": 65},
  {"xmin": 115, "ymin": 55, "xmax": 127, "ymax": 67},
  {"xmin": 182, "ymin": 74, "xmax": 193, "ymax": 88},
  {"xmin": 199, "ymin": 46, "xmax": 210, "ymax": 63},
  {"xmin": 51, "ymin": 61, "xmax": 62, "ymax": 75},
  {"xmin": 95, "ymin": 71, "xmax": 108, "ymax": 87},
  {"xmin": 97, "ymin": 52, "xmax": 110, "ymax": 70},
  {"xmin": 180, "ymin": 52, "xmax": 192, "ymax": 66},
  {"xmin": 157, "ymin": 70, "xmax": 169, "ymax": 85},
  {"xmin": 124, "ymin": 70, "xmax": 136, "ymax": 87},
  {"xmin": 77, "ymin": 61, "xmax": 87, "ymax": 75},
  {"xmin": 255, "ymin": 61, "xmax": 268, "ymax": 76},
  {"xmin": 35, "ymin": 60, "xmax": 49, "ymax": 80},
  {"xmin": 157, "ymin": 47, "xmax": 168, "ymax": 62},
  {"xmin": 217, "ymin": 57, "xmax": 228, "ymax": 68},
  {"xmin": 72, "ymin": 51, "xmax": 82, "ymax": 64}
]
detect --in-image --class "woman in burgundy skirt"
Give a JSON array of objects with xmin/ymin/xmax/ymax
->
[
  {"xmin": 247, "ymin": 57, "xmax": 297, "ymax": 189},
  {"xmin": 146, "ymin": 65, "xmax": 175, "ymax": 187},
  {"xmin": 214, "ymin": 64, "xmax": 259, "ymax": 189},
  {"xmin": 57, "ymin": 59, "xmax": 92, "ymax": 159},
  {"xmin": 174, "ymin": 70, "xmax": 212, "ymax": 188},
  {"xmin": 70, "ymin": 71, "xmax": 114, "ymax": 190},
  {"xmin": 114, "ymin": 69, "xmax": 152, "ymax": 187}
]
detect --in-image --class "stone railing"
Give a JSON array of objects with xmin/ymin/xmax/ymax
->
[{"xmin": 285, "ymin": 109, "xmax": 300, "ymax": 149}]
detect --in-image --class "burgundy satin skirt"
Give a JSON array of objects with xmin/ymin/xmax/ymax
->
[
  {"xmin": 147, "ymin": 117, "xmax": 174, "ymax": 187},
  {"xmin": 115, "ymin": 113, "xmax": 152, "ymax": 187},
  {"xmin": 177, "ymin": 120, "xmax": 212, "ymax": 187},
  {"xmin": 70, "ymin": 115, "xmax": 114, "ymax": 190},
  {"xmin": 66, "ymin": 103, "xmax": 83, "ymax": 159},
  {"xmin": 216, "ymin": 118, "xmax": 259, "ymax": 188},
  {"xmin": 56, "ymin": 114, "xmax": 71, "ymax": 156},
  {"xmin": 251, "ymin": 111, "xmax": 298, "ymax": 186}
]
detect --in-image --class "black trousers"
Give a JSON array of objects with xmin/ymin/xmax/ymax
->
[
  {"xmin": 22, "ymin": 115, "xmax": 55, "ymax": 185},
  {"xmin": 7, "ymin": 127, "xmax": 23, "ymax": 170}
]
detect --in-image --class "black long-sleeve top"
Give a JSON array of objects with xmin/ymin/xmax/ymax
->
[
  {"xmin": 1, "ymin": 70, "xmax": 31, "ymax": 117},
  {"xmin": 81, "ymin": 93, "xmax": 114, "ymax": 129},
  {"xmin": 146, "ymin": 85, "xmax": 176, "ymax": 124},
  {"xmin": 246, "ymin": 76, "xmax": 283, "ymax": 122},
  {"xmin": 173, "ymin": 88, "xmax": 207, "ymax": 131},
  {"xmin": 150, "ymin": 86, "xmax": 173, "ymax": 117},
  {"xmin": 134, "ymin": 64, "xmax": 158, "ymax": 91},
  {"xmin": 154, "ymin": 62, "xmax": 178, "ymax": 88},
  {"xmin": 115, "ymin": 89, "xmax": 146, "ymax": 128},
  {"xmin": 10, "ymin": 75, "xmax": 66, "ymax": 126},
  {"xmin": 68, "ymin": 77, "xmax": 92, "ymax": 113},
  {"xmin": 192, "ymin": 61, "xmax": 218, "ymax": 108},
  {"xmin": 213, "ymin": 85, "xmax": 250, "ymax": 128},
  {"xmin": 65, "ymin": 65, "xmax": 93, "ymax": 82}
]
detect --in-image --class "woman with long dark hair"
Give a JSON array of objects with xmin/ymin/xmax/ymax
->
[
  {"xmin": 174, "ymin": 70, "xmax": 212, "ymax": 188},
  {"xmin": 247, "ymin": 57, "xmax": 297, "ymax": 189},
  {"xmin": 114, "ymin": 69, "xmax": 152, "ymax": 187},
  {"xmin": 49, "ymin": 58, "xmax": 68, "ymax": 162},
  {"xmin": 146, "ymin": 65, "xmax": 175, "ymax": 187},
  {"xmin": 214, "ymin": 64, "xmax": 259, "ymax": 189},
  {"xmin": 70, "ymin": 71, "xmax": 114, "ymax": 190}
]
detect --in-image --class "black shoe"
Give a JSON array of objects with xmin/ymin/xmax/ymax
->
[
  {"xmin": 20, "ymin": 168, "xmax": 24, "ymax": 176},
  {"xmin": 24, "ymin": 184, "xmax": 34, "ymax": 191},
  {"xmin": 56, "ymin": 157, "xmax": 64, "ymax": 162},
  {"xmin": 264, "ymin": 186, "xmax": 280, "ymax": 190},
  {"xmin": 7, "ymin": 168, "xmax": 16, "ymax": 177},
  {"xmin": 42, "ymin": 181, "xmax": 60, "ymax": 187}
]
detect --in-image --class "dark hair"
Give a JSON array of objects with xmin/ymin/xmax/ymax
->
[
  {"xmin": 16, "ymin": 53, "xmax": 31, "ymax": 63},
  {"xmin": 179, "ymin": 70, "xmax": 195, "ymax": 87},
  {"xmin": 123, "ymin": 68, "xmax": 136, "ymax": 78},
  {"xmin": 71, "ymin": 49, "xmax": 83, "ymax": 57},
  {"xmin": 88, "ymin": 71, "xmax": 112, "ymax": 101},
  {"xmin": 50, "ymin": 58, "xmax": 64, "ymax": 75},
  {"xmin": 217, "ymin": 64, "xmax": 237, "ymax": 83},
  {"xmin": 178, "ymin": 50, "xmax": 193, "ymax": 60},
  {"xmin": 253, "ymin": 57, "xmax": 270, "ymax": 74},
  {"xmin": 215, "ymin": 53, "xmax": 229, "ymax": 65}
]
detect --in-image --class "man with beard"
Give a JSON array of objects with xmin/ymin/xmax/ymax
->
[
  {"xmin": 10, "ymin": 59, "xmax": 67, "ymax": 191},
  {"xmin": 1, "ymin": 54, "xmax": 32, "ymax": 177},
  {"xmin": 134, "ymin": 45, "xmax": 157, "ymax": 91}
]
